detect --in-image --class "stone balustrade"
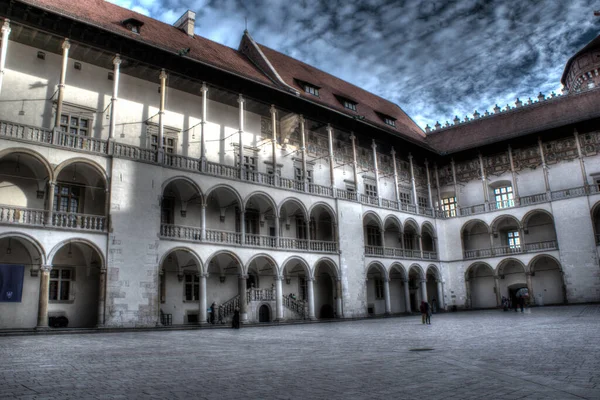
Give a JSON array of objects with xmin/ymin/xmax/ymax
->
[
  {"xmin": 463, "ymin": 240, "xmax": 558, "ymax": 260},
  {"xmin": 0, "ymin": 205, "xmax": 106, "ymax": 232}
]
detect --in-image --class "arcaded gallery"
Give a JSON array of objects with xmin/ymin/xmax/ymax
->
[{"xmin": 0, "ymin": 0, "xmax": 599, "ymax": 330}]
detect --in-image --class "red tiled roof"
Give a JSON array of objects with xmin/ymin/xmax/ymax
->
[
  {"xmin": 425, "ymin": 88, "xmax": 600, "ymax": 154},
  {"xmin": 21, "ymin": 0, "xmax": 276, "ymax": 87},
  {"xmin": 256, "ymin": 44, "xmax": 426, "ymax": 143}
]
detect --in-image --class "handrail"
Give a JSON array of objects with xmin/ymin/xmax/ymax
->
[
  {"xmin": 283, "ymin": 295, "xmax": 307, "ymax": 319},
  {"xmin": 0, "ymin": 205, "xmax": 46, "ymax": 226},
  {"xmin": 245, "ymin": 234, "xmax": 277, "ymax": 248},
  {"xmin": 160, "ymin": 223, "xmax": 202, "ymax": 241},
  {"xmin": 56, "ymin": 131, "xmax": 108, "ymax": 154},
  {"xmin": 0, "ymin": 120, "xmax": 52, "ymax": 144},
  {"xmin": 205, "ymin": 229, "xmax": 241, "ymax": 245},
  {"xmin": 51, "ymin": 211, "xmax": 106, "ymax": 231},
  {"xmin": 364, "ymin": 245, "xmax": 437, "ymax": 260},
  {"xmin": 247, "ymin": 287, "xmax": 276, "ymax": 302},
  {"xmin": 463, "ymin": 240, "xmax": 558, "ymax": 259}
]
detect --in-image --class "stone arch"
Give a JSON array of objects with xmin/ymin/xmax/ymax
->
[
  {"xmin": 496, "ymin": 258, "xmax": 527, "ymax": 305},
  {"xmin": 366, "ymin": 261, "xmax": 387, "ymax": 277},
  {"xmin": 308, "ymin": 202, "xmax": 337, "ymax": 225},
  {"xmin": 281, "ymin": 256, "xmax": 311, "ymax": 279},
  {"xmin": 245, "ymin": 253, "xmax": 279, "ymax": 276},
  {"xmin": 204, "ymin": 250, "xmax": 245, "ymax": 275},
  {"xmin": 421, "ymin": 221, "xmax": 436, "ymax": 237},
  {"xmin": 521, "ymin": 209, "xmax": 558, "ymax": 245},
  {"xmin": 389, "ymin": 262, "xmax": 407, "ymax": 281},
  {"xmin": 204, "ymin": 183, "xmax": 243, "ymax": 207},
  {"xmin": 528, "ymin": 254, "xmax": 565, "ymax": 305},
  {"xmin": 257, "ymin": 302, "xmax": 273, "ymax": 322},
  {"xmin": 403, "ymin": 218, "xmax": 421, "ymax": 235},
  {"xmin": 54, "ymin": 157, "xmax": 108, "ymax": 186},
  {"xmin": 277, "ymin": 197, "xmax": 309, "ymax": 221},
  {"xmin": 313, "ymin": 257, "xmax": 339, "ymax": 319},
  {"xmin": 383, "ymin": 215, "xmax": 403, "ymax": 232},
  {"xmin": 162, "ymin": 176, "xmax": 204, "ymax": 200},
  {"xmin": 522, "ymin": 209, "xmax": 553, "ymax": 230},
  {"xmin": 490, "ymin": 214, "xmax": 522, "ymax": 233},
  {"xmin": 0, "ymin": 147, "xmax": 54, "ymax": 182},
  {"xmin": 48, "ymin": 238, "xmax": 105, "ymax": 268},
  {"xmin": 496, "ymin": 257, "xmax": 527, "ymax": 275},
  {"xmin": 363, "ymin": 211, "xmax": 383, "ymax": 229},
  {"xmin": 313, "ymin": 257, "xmax": 340, "ymax": 279},
  {"xmin": 243, "ymin": 191, "xmax": 278, "ymax": 216},
  {"xmin": 461, "ymin": 219, "xmax": 491, "ymax": 254},
  {"xmin": 461, "ymin": 219, "xmax": 491, "ymax": 236},
  {"xmin": 408, "ymin": 263, "xmax": 425, "ymax": 280},
  {"xmin": 158, "ymin": 246, "xmax": 204, "ymax": 275},
  {"xmin": 465, "ymin": 262, "xmax": 496, "ymax": 309},
  {"xmin": 426, "ymin": 264, "xmax": 441, "ymax": 280},
  {"xmin": 0, "ymin": 231, "xmax": 47, "ymax": 265}
]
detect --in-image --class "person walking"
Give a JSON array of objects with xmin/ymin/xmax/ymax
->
[
  {"xmin": 420, "ymin": 301, "xmax": 427, "ymax": 324},
  {"xmin": 232, "ymin": 306, "xmax": 240, "ymax": 329},
  {"xmin": 425, "ymin": 301, "xmax": 431, "ymax": 325},
  {"xmin": 209, "ymin": 302, "xmax": 216, "ymax": 324},
  {"xmin": 431, "ymin": 298, "xmax": 437, "ymax": 314}
]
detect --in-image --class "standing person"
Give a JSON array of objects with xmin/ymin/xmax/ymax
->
[
  {"xmin": 420, "ymin": 301, "xmax": 427, "ymax": 324},
  {"xmin": 425, "ymin": 301, "xmax": 431, "ymax": 325},
  {"xmin": 431, "ymin": 298, "xmax": 437, "ymax": 314},
  {"xmin": 209, "ymin": 302, "xmax": 216, "ymax": 324},
  {"xmin": 232, "ymin": 307, "xmax": 240, "ymax": 329},
  {"xmin": 519, "ymin": 295, "xmax": 525, "ymax": 313}
]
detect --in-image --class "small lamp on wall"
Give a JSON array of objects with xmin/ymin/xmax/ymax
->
[
  {"xmin": 285, "ymin": 277, "xmax": 291, "ymax": 285},
  {"xmin": 219, "ymin": 275, "xmax": 226, "ymax": 283},
  {"xmin": 30, "ymin": 268, "xmax": 39, "ymax": 277}
]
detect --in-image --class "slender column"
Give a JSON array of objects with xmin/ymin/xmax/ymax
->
[
  {"xmin": 97, "ymin": 268, "xmax": 107, "ymax": 327},
  {"xmin": 275, "ymin": 275, "xmax": 284, "ymax": 320},
  {"xmin": 158, "ymin": 69, "xmax": 167, "ymax": 162},
  {"xmin": 326, "ymin": 125, "xmax": 335, "ymax": 188},
  {"xmin": 239, "ymin": 207, "xmax": 246, "ymax": 245},
  {"xmin": 380, "ymin": 228, "xmax": 385, "ymax": 248},
  {"xmin": 0, "ymin": 19, "xmax": 11, "ymax": 95},
  {"xmin": 479, "ymin": 152, "xmax": 489, "ymax": 204},
  {"xmin": 434, "ymin": 164, "xmax": 442, "ymax": 210},
  {"xmin": 46, "ymin": 181, "xmax": 55, "ymax": 225},
  {"xmin": 383, "ymin": 278, "xmax": 391, "ymax": 315},
  {"xmin": 507, "ymin": 145, "xmax": 520, "ymax": 204},
  {"xmin": 350, "ymin": 133, "xmax": 359, "ymax": 193},
  {"xmin": 307, "ymin": 278, "xmax": 316, "ymax": 320},
  {"xmin": 371, "ymin": 140, "xmax": 381, "ymax": 206},
  {"xmin": 465, "ymin": 279, "xmax": 472, "ymax": 308},
  {"xmin": 489, "ymin": 232, "xmax": 495, "ymax": 255},
  {"xmin": 108, "ymin": 54, "xmax": 121, "ymax": 141},
  {"xmin": 270, "ymin": 105, "xmax": 279, "ymax": 185},
  {"xmin": 54, "ymin": 39, "xmax": 71, "ymax": 129},
  {"xmin": 526, "ymin": 272, "xmax": 535, "ymax": 306},
  {"xmin": 451, "ymin": 159, "xmax": 460, "ymax": 208},
  {"xmin": 335, "ymin": 278, "xmax": 343, "ymax": 318},
  {"xmin": 300, "ymin": 115, "xmax": 308, "ymax": 192},
  {"xmin": 391, "ymin": 148, "xmax": 400, "ymax": 204},
  {"xmin": 36, "ymin": 265, "xmax": 52, "ymax": 329},
  {"xmin": 573, "ymin": 129, "xmax": 588, "ymax": 188},
  {"xmin": 200, "ymin": 203, "xmax": 206, "ymax": 240},
  {"xmin": 199, "ymin": 273, "xmax": 207, "ymax": 324},
  {"xmin": 238, "ymin": 274, "xmax": 248, "ymax": 322},
  {"xmin": 425, "ymin": 159, "xmax": 433, "ymax": 211},
  {"xmin": 408, "ymin": 153, "xmax": 419, "ymax": 213},
  {"xmin": 200, "ymin": 83, "xmax": 208, "ymax": 170},
  {"xmin": 403, "ymin": 279, "xmax": 411, "ymax": 313},
  {"xmin": 537, "ymin": 137, "xmax": 551, "ymax": 195},
  {"xmin": 420, "ymin": 278, "xmax": 428, "ymax": 303},
  {"xmin": 494, "ymin": 275, "xmax": 502, "ymax": 306},
  {"xmin": 238, "ymin": 95, "xmax": 245, "ymax": 179},
  {"xmin": 436, "ymin": 280, "xmax": 444, "ymax": 311},
  {"xmin": 417, "ymin": 234, "xmax": 423, "ymax": 258},
  {"xmin": 274, "ymin": 212, "xmax": 279, "ymax": 248}
]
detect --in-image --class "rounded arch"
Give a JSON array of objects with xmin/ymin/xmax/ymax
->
[
  {"xmin": 313, "ymin": 256, "xmax": 340, "ymax": 279},
  {"xmin": 521, "ymin": 209, "xmax": 554, "ymax": 230},
  {"xmin": 204, "ymin": 250, "xmax": 245, "ymax": 275},
  {"xmin": 366, "ymin": 261, "xmax": 387, "ymax": 277},
  {"xmin": 243, "ymin": 191, "xmax": 278, "ymax": 215},
  {"xmin": 383, "ymin": 214, "xmax": 403, "ymax": 232},
  {"xmin": 0, "ymin": 147, "xmax": 54, "ymax": 182},
  {"xmin": 426, "ymin": 264, "xmax": 441, "ymax": 280},
  {"xmin": 0, "ymin": 231, "xmax": 47, "ymax": 265},
  {"xmin": 465, "ymin": 261, "xmax": 494, "ymax": 279},
  {"xmin": 490, "ymin": 214, "xmax": 522, "ymax": 232},
  {"xmin": 407, "ymin": 263, "xmax": 425, "ymax": 280},
  {"xmin": 161, "ymin": 176, "xmax": 204, "ymax": 198},
  {"xmin": 460, "ymin": 219, "xmax": 491, "ymax": 236},
  {"xmin": 528, "ymin": 253, "xmax": 562, "ymax": 272},
  {"xmin": 403, "ymin": 218, "xmax": 420, "ymax": 235},
  {"xmin": 488, "ymin": 179, "xmax": 513, "ymax": 189},
  {"xmin": 245, "ymin": 253, "xmax": 280, "ymax": 276},
  {"xmin": 389, "ymin": 262, "xmax": 407, "ymax": 280},
  {"xmin": 204, "ymin": 183, "xmax": 244, "ymax": 206},
  {"xmin": 48, "ymin": 238, "xmax": 105, "ymax": 268},
  {"xmin": 54, "ymin": 157, "xmax": 108, "ymax": 186},
  {"xmin": 158, "ymin": 246, "xmax": 204, "ymax": 274},
  {"xmin": 308, "ymin": 202, "xmax": 337, "ymax": 225},
  {"xmin": 363, "ymin": 211, "xmax": 383, "ymax": 229},
  {"xmin": 496, "ymin": 257, "xmax": 527, "ymax": 275},
  {"xmin": 281, "ymin": 256, "xmax": 311, "ymax": 279},
  {"xmin": 277, "ymin": 197, "xmax": 309, "ymax": 221},
  {"xmin": 421, "ymin": 221, "xmax": 436, "ymax": 237}
]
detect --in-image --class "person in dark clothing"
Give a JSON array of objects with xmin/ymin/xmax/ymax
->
[
  {"xmin": 519, "ymin": 296, "xmax": 525, "ymax": 312},
  {"xmin": 232, "ymin": 307, "xmax": 240, "ymax": 329},
  {"xmin": 420, "ymin": 301, "xmax": 427, "ymax": 324},
  {"xmin": 209, "ymin": 302, "xmax": 216, "ymax": 324},
  {"xmin": 425, "ymin": 301, "xmax": 431, "ymax": 325}
]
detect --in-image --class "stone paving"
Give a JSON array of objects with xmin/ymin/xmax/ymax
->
[{"xmin": 1, "ymin": 305, "xmax": 599, "ymax": 399}]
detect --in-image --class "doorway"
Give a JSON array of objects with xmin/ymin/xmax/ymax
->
[{"xmin": 259, "ymin": 304, "xmax": 270, "ymax": 322}]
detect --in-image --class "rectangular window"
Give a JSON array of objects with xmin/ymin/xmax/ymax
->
[
  {"xmin": 294, "ymin": 167, "xmax": 313, "ymax": 183},
  {"xmin": 384, "ymin": 118, "xmax": 396, "ymax": 127},
  {"xmin": 508, "ymin": 231, "xmax": 521, "ymax": 249},
  {"xmin": 418, "ymin": 196, "xmax": 428, "ymax": 209},
  {"xmin": 365, "ymin": 183, "xmax": 377, "ymax": 198},
  {"xmin": 54, "ymin": 184, "xmax": 80, "ymax": 213},
  {"xmin": 49, "ymin": 268, "xmax": 73, "ymax": 301},
  {"xmin": 304, "ymin": 84, "xmax": 319, "ymax": 96},
  {"xmin": 367, "ymin": 226, "xmax": 381, "ymax": 246},
  {"xmin": 299, "ymin": 277, "xmax": 307, "ymax": 301},
  {"xmin": 442, "ymin": 197, "xmax": 457, "ymax": 217},
  {"xmin": 399, "ymin": 191, "xmax": 412, "ymax": 205},
  {"xmin": 494, "ymin": 186, "xmax": 514, "ymax": 208},
  {"xmin": 343, "ymin": 100, "xmax": 357, "ymax": 111},
  {"xmin": 184, "ymin": 274, "xmax": 199, "ymax": 301},
  {"xmin": 60, "ymin": 114, "xmax": 89, "ymax": 136},
  {"xmin": 151, "ymin": 135, "xmax": 176, "ymax": 154},
  {"xmin": 375, "ymin": 279, "xmax": 384, "ymax": 299},
  {"xmin": 296, "ymin": 217, "xmax": 307, "ymax": 239}
]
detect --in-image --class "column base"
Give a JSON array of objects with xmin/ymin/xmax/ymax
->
[{"xmin": 35, "ymin": 325, "xmax": 50, "ymax": 331}]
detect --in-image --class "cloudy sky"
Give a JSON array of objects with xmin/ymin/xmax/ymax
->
[{"xmin": 108, "ymin": 0, "xmax": 600, "ymax": 129}]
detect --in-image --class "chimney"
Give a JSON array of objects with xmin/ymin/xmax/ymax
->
[{"xmin": 173, "ymin": 10, "xmax": 196, "ymax": 37}]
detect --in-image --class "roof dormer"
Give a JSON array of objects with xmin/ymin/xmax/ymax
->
[
  {"xmin": 295, "ymin": 79, "xmax": 320, "ymax": 97},
  {"xmin": 334, "ymin": 95, "xmax": 358, "ymax": 111},
  {"xmin": 123, "ymin": 18, "xmax": 144, "ymax": 34}
]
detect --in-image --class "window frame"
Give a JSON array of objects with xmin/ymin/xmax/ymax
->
[
  {"xmin": 374, "ymin": 278, "xmax": 384, "ymax": 299},
  {"xmin": 54, "ymin": 182, "xmax": 81, "ymax": 213},
  {"xmin": 49, "ymin": 267, "xmax": 74, "ymax": 302},
  {"xmin": 343, "ymin": 100, "xmax": 357, "ymax": 111},
  {"xmin": 494, "ymin": 186, "xmax": 514, "ymax": 209},
  {"xmin": 508, "ymin": 230, "xmax": 521, "ymax": 249},
  {"xmin": 365, "ymin": 182, "xmax": 378, "ymax": 198},
  {"xmin": 60, "ymin": 113, "xmax": 90, "ymax": 136},
  {"xmin": 184, "ymin": 273, "xmax": 200, "ymax": 302},
  {"xmin": 441, "ymin": 196, "xmax": 457, "ymax": 217}
]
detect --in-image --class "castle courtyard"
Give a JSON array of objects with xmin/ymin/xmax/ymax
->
[{"xmin": 1, "ymin": 305, "xmax": 599, "ymax": 399}]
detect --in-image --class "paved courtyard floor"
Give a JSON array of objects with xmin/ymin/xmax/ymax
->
[{"xmin": 1, "ymin": 305, "xmax": 599, "ymax": 399}]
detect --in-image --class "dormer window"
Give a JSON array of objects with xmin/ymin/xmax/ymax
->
[
  {"xmin": 384, "ymin": 117, "xmax": 396, "ymax": 127},
  {"xmin": 343, "ymin": 99, "xmax": 357, "ymax": 111},
  {"xmin": 295, "ymin": 79, "xmax": 320, "ymax": 97},
  {"xmin": 123, "ymin": 18, "xmax": 144, "ymax": 34}
]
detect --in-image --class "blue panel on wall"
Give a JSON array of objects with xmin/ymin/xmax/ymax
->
[{"xmin": 0, "ymin": 264, "xmax": 25, "ymax": 302}]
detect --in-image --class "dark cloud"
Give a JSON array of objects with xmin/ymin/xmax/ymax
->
[{"xmin": 109, "ymin": 0, "xmax": 600, "ymax": 128}]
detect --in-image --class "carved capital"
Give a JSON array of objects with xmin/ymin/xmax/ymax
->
[
  {"xmin": 113, "ymin": 54, "xmax": 121, "ymax": 66},
  {"xmin": 159, "ymin": 69, "xmax": 167, "ymax": 80},
  {"xmin": 1, "ymin": 19, "xmax": 11, "ymax": 34},
  {"xmin": 371, "ymin": 139, "xmax": 377, "ymax": 149},
  {"xmin": 390, "ymin": 147, "xmax": 396, "ymax": 156},
  {"xmin": 62, "ymin": 38, "xmax": 71, "ymax": 50},
  {"xmin": 40, "ymin": 264, "xmax": 53, "ymax": 272},
  {"xmin": 237, "ymin": 94, "xmax": 245, "ymax": 104},
  {"xmin": 239, "ymin": 274, "xmax": 249, "ymax": 280},
  {"xmin": 270, "ymin": 105, "xmax": 277, "ymax": 115},
  {"xmin": 201, "ymin": 82, "xmax": 208, "ymax": 93}
]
